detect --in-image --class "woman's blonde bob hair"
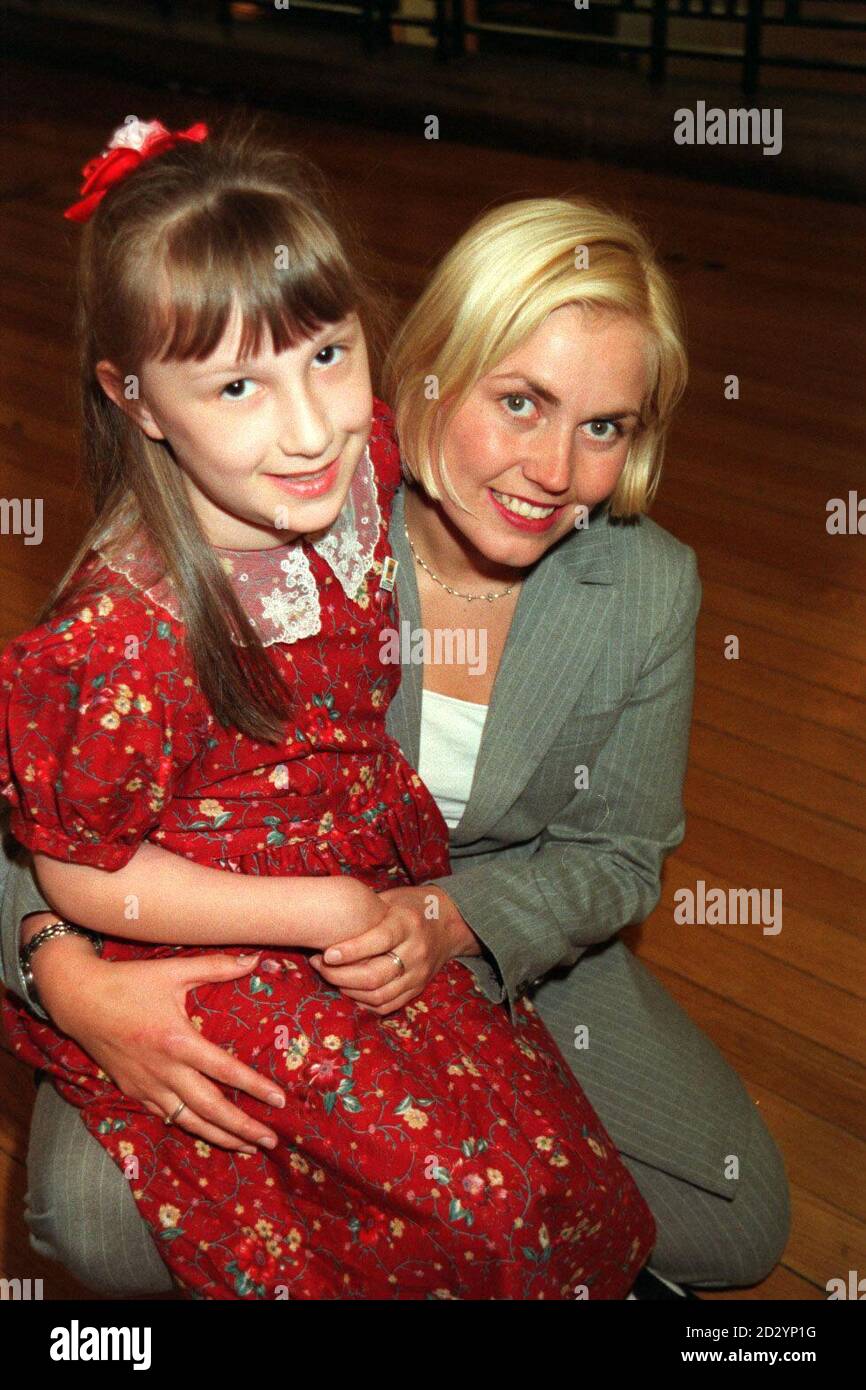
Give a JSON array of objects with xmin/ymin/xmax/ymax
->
[{"xmin": 382, "ymin": 197, "xmax": 688, "ymax": 519}]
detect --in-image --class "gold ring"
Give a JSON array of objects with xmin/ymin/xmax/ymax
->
[{"xmin": 164, "ymin": 1100, "xmax": 187, "ymax": 1126}]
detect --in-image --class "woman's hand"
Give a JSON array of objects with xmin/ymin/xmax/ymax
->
[
  {"xmin": 307, "ymin": 884, "xmax": 482, "ymax": 1015},
  {"xmin": 29, "ymin": 929, "xmax": 289, "ymax": 1154},
  {"xmin": 17, "ymin": 881, "xmax": 387, "ymax": 1154}
]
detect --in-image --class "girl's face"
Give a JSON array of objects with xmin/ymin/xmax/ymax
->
[
  {"xmin": 435, "ymin": 305, "xmax": 651, "ymax": 566},
  {"xmin": 100, "ymin": 301, "xmax": 373, "ymax": 549}
]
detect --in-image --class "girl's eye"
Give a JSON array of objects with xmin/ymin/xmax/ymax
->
[
  {"xmin": 582, "ymin": 419, "xmax": 624, "ymax": 443},
  {"xmin": 220, "ymin": 378, "xmax": 257, "ymax": 401},
  {"xmin": 313, "ymin": 343, "xmax": 348, "ymax": 368},
  {"xmin": 501, "ymin": 394, "xmax": 536, "ymax": 419}
]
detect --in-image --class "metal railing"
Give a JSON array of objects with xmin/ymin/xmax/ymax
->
[
  {"xmin": 437, "ymin": 0, "xmax": 866, "ymax": 91},
  {"xmin": 22, "ymin": 0, "xmax": 866, "ymax": 93}
]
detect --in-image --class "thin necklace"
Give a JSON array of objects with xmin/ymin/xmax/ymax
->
[{"xmin": 403, "ymin": 522, "xmax": 518, "ymax": 603}]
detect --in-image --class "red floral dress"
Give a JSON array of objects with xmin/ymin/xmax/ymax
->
[{"xmin": 0, "ymin": 399, "xmax": 655, "ymax": 1299}]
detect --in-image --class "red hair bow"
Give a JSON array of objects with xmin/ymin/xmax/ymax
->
[{"xmin": 63, "ymin": 117, "xmax": 209, "ymax": 223}]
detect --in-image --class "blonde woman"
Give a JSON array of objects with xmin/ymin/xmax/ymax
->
[{"xmin": 1, "ymin": 196, "xmax": 789, "ymax": 1298}]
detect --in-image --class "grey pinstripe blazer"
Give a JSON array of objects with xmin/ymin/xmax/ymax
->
[{"xmin": 0, "ymin": 485, "xmax": 752, "ymax": 1202}]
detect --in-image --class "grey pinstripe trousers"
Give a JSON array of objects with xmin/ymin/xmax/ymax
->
[{"xmin": 24, "ymin": 1075, "xmax": 790, "ymax": 1297}]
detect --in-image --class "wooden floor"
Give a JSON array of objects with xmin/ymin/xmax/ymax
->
[{"xmin": 0, "ymin": 56, "xmax": 864, "ymax": 1301}]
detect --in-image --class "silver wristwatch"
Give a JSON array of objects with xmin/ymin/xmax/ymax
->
[{"xmin": 19, "ymin": 919, "xmax": 104, "ymax": 1015}]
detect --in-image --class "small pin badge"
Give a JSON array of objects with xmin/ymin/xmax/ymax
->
[{"xmin": 379, "ymin": 556, "xmax": 399, "ymax": 592}]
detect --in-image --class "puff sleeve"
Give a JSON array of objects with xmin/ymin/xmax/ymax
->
[{"xmin": 0, "ymin": 588, "xmax": 206, "ymax": 871}]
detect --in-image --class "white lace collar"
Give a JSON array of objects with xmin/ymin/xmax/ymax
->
[{"xmin": 95, "ymin": 443, "xmax": 382, "ymax": 646}]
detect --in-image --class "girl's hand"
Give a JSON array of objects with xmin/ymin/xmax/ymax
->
[
  {"xmin": 34, "ymin": 943, "xmax": 289, "ymax": 1154},
  {"xmin": 307, "ymin": 885, "xmax": 481, "ymax": 1015}
]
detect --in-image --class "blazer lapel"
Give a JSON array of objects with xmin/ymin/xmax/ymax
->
[
  {"xmin": 385, "ymin": 485, "xmax": 424, "ymax": 770},
  {"xmin": 386, "ymin": 486, "xmax": 617, "ymax": 842}
]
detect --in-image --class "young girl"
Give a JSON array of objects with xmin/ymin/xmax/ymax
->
[{"xmin": 0, "ymin": 114, "xmax": 655, "ymax": 1299}]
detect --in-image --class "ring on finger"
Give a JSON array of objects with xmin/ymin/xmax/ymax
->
[{"xmin": 386, "ymin": 949, "xmax": 405, "ymax": 978}]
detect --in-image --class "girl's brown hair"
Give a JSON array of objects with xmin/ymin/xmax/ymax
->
[{"xmin": 37, "ymin": 112, "xmax": 392, "ymax": 743}]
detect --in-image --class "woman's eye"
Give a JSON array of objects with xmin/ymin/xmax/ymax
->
[
  {"xmin": 501, "ymin": 394, "xmax": 536, "ymax": 419},
  {"xmin": 582, "ymin": 419, "xmax": 623, "ymax": 443},
  {"xmin": 313, "ymin": 343, "xmax": 347, "ymax": 368},
  {"xmin": 220, "ymin": 378, "xmax": 257, "ymax": 401}
]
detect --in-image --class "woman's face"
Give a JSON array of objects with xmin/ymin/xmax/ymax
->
[
  {"xmin": 100, "ymin": 300, "xmax": 373, "ymax": 550},
  {"xmin": 436, "ymin": 305, "xmax": 651, "ymax": 567}
]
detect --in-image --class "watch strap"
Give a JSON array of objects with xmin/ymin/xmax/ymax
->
[{"xmin": 19, "ymin": 920, "xmax": 104, "ymax": 1014}]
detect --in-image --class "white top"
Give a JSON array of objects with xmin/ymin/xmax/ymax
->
[{"xmin": 417, "ymin": 687, "xmax": 489, "ymax": 829}]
